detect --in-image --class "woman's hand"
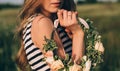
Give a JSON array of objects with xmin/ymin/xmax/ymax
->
[{"xmin": 57, "ymin": 9, "xmax": 83, "ymax": 35}]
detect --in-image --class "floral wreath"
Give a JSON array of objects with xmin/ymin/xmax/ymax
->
[{"xmin": 42, "ymin": 17, "xmax": 104, "ymax": 71}]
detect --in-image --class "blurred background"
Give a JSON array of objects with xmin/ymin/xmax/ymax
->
[{"xmin": 0, "ymin": 0, "xmax": 120, "ymax": 71}]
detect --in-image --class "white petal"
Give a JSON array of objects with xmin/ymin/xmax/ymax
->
[
  {"xmin": 95, "ymin": 41, "xmax": 104, "ymax": 53},
  {"xmin": 83, "ymin": 59, "xmax": 91, "ymax": 71},
  {"xmin": 54, "ymin": 19, "xmax": 59, "ymax": 28},
  {"xmin": 78, "ymin": 17, "xmax": 89, "ymax": 29},
  {"xmin": 46, "ymin": 57, "xmax": 54, "ymax": 64},
  {"xmin": 82, "ymin": 55, "xmax": 87, "ymax": 61}
]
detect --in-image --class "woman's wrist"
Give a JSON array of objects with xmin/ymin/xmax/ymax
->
[
  {"xmin": 72, "ymin": 30, "xmax": 84, "ymax": 36},
  {"xmin": 69, "ymin": 24, "xmax": 84, "ymax": 35}
]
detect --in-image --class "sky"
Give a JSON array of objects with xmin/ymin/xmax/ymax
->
[
  {"xmin": 0, "ymin": 0, "xmax": 118, "ymax": 5},
  {"xmin": 0, "ymin": 0, "xmax": 24, "ymax": 5}
]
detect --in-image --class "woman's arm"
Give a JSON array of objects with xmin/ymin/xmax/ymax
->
[
  {"xmin": 31, "ymin": 15, "xmax": 54, "ymax": 70},
  {"xmin": 31, "ymin": 15, "xmax": 65, "ymax": 70},
  {"xmin": 57, "ymin": 9, "xmax": 85, "ymax": 64},
  {"xmin": 72, "ymin": 31, "xmax": 84, "ymax": 64},
  {"xmin": 31, "ymin": 16, "xmax": 54, "ymax": 50}
]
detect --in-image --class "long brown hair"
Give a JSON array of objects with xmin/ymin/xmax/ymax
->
[{"xmin": 16, "ymin": 0, "xmax": 76, "ymax": 70}]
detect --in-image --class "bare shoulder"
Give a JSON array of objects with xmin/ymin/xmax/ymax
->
[
  {"xmin": 31, "ymin": 14, "xmax": 54, "ymax": 49},
  {"xmin": 32, "ymin": 14, "xmax": 54, "ymax": 35},
  {"xmin": 32, "ymin": 14, "xmax": 54, "ymax": 29}
]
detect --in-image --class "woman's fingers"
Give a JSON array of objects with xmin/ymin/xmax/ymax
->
[
  {"xmin": 72, "ymin": 12, "xmax": 78, "ymax": 23},
  {"xmin": 68, "ymin": 11, "xmax": 72, "ymax": 21},
  {"xmin": 63, "ymin": 10, "xmax": 67, "ymax": 20},
  {"xmin": 57, "ymin": 9, "xmax": 63, "ymax": 23},
  {"xmin": 57, "ymin": 9, "xmax": 78, "ymax": 28}
]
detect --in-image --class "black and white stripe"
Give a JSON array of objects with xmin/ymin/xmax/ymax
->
[
  {"xmin": 23, "ymin": 23, "xmax": 50, "ymax": 71},
  {"xmin": 23, "ymin": 21, "xmax": 72, "ymax": 71},
  {"xmin": 57, "ymin": 25, "xmax": 72, "ymax": 55}
]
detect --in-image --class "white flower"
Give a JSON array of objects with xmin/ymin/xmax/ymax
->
[
  {"xmin": 78, "ymin": 17, "xmax": 89, "ymax": 29},
  {"xmin": 46, "ymin": 57, "xmax": 54, "ymax": 64},
  {"xmin": 95, "ymin": 41, "xmax": 104, "ymax": 53},
  {"xmin": 82, "ymin": 55, "xmax": 87, "ymax": 61},
  {"xmin": 54, "ymin": 19, "xmax": 59, "ymax": 28},
  {"xmin": 98, "ymin": 35, "xmax": 101, "ymax": 39},
  {"xmin": 44, "ymin": 50, "xmax": 54, "ymax": 57},
  {"xmin": 44, "ymin": 51, "xmax": 55, "ymax": 65},
  {"xmin": 69, "ymin": 63, "xmax": 82, "ymax": 71},
  {"xmin": 93, "ymin": 63, "xmax": 97, "ymax": 67},
  {"xmin": 83, "ymin": 59, "xmax": 91, "ymax": 71},
  {"xmin": 51, "ymin": 59, "xmax": 64, "ymax": 71}
]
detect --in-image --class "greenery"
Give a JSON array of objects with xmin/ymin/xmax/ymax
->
[
  {"xmin": 0, "ymin": 4, "xmax": 21, "ymax": 10},
  {"xmin": 77, "ymin": 3, "xmax": 120, "ymax": 71},
  {"xmin": 0, "ymin": 3, "xmax": 120, "ymax": 71},
  {"xmin": 43, "ymin": 18, "xmax": 104, "ymax": 71},
  {"xmin": 43, "ymin": 36, "xmax": 57, "ymax": 52},
  {"xmin": 86, "ymin": 0, "xmax": 97, "ymax": 3}
]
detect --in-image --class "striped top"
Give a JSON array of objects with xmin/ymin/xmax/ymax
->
[{"xmin": 22, "ymin": 16, "xmax": 72, "ymax": 71}]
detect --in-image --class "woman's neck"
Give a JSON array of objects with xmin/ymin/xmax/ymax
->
[
  {"xmin": 41, "ymin": 9, "xmax": 51, "ymax": 18},
  {"xmin": 40, "ymin": 9, "xmax": 57, "ymax": 22},
  {"xmin": 41, "ymin": 12, "xmax": 57, "ymax": 22}
]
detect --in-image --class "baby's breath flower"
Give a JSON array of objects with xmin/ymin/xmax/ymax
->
[
  {"xmin": 82, "ymin": 55, "xmax": 87, "ymax": 61},
  {"xmin": 98, "ymin": 35, "xmax": 101, "ymax": 39},
  {"xmin": 93, "ymin": 63, "xmax": 97, "ymax": 67}
]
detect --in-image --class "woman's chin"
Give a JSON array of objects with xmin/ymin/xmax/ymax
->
[{"xmin": 50, "ymin": 8, "xmax": 59, "ymax": 13}]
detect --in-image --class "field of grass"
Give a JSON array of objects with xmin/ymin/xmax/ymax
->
[
  {"xmin": 77, "ymin": 3, "xmax": 120, "ymax": 71},
  {"xmin": 0, "ymin": 8, "xmax": 20, "ymax": 71},
  {"xmin": 0, "ymin": 3, "xmax": 120, "ymax": 71}
]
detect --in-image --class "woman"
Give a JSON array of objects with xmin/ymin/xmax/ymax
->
[{"xmin": 16, "ymin": 0, "xmax": 84, "ymax": 71}]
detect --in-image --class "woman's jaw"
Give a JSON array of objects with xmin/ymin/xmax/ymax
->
[{"xmin": 40, "ymin": 0, "xmax": 63, "ymax": 17}]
